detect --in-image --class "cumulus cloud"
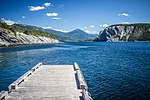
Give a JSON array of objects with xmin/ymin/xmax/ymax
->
[
  {"xmin": 46, "ymin": 13, "xmax": 61, "ymax": 20},
  {"xmin": 0, "ymin": 18, "xmax": 16, "ymax": 25},
  {"xmin": 46, "ymin": 13, "xmax": 58, "ymax": 16},
  {"xmin": 43, "ymin": 3, "xmax": 51, "ymax": 7},
  {"xmin": 52, "ymin": 17, "xmax": 61, "ymax": 20},
  {"xmin": 89, "ymin": 25, "xmax": 95, "ymax": 28},
  {"xmin": 42, "ymin": 26, "xmax": 52, "ymax": 29},
  {"xmin": 28, "ymin": 6, "xmax": 45, "ymax": 11},
  {"xmin": 28, "ymin": 2, "xmax": 51, "ymax": 11},
  {"xmin": 122, "ymin": 22, "xmax": 129, "ymax": 24},
  {"xmin": 99, "ymin": 24, "xmax": 109, "ymax": 27},
  {"xmin": 22, "ymin": 16, "xmax": 26, "ymax": 18},
  {"xmin": 118, "ymin": 13, "xmax": 129, "ymax": 17}
]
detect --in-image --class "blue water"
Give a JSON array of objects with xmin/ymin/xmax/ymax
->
[{"xmin": 0, "ymin": 42, "xmax": 150, "ymax": 100}]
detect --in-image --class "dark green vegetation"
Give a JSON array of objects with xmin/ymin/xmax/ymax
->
[
  {"xmin": 0, "ymin": 22, "xmax": 56, "ymax": 39},
  {"xmin": 110, "ymin": 23, "xmax": 150, "ymax": 28},
  {"xmin": 2, "ymin": 23, "xmax": 97, "ymax": 42}
]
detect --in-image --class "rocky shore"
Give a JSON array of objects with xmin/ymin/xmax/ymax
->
[{"xmin": 0, "ymin": 31, "xmax": 59, "ymax": 47}]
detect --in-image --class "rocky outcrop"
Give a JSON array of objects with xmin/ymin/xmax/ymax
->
[
  {"xmin": 0, "ymin": 31, "xmax": 59, "ymax": 47},
  {"xmin": 95, "ymin": 24, "xmax": 150, "ymax": 42}
]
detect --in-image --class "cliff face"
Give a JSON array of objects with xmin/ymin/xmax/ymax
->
[
  {"xmin": 0, "ymin": 31, "xmax": 59, "ymax": 47},
  {"xmin": 95, "ymin": 24, "xmax": 150, "ymax": 42}
]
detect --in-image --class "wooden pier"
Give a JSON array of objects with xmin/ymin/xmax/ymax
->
[{"xmin": 0, "ymin": 62, "xmax": 92, "ymax": 100}]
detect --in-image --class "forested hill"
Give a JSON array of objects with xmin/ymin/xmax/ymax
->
[{"xmin": 0, "ymin": 22, "xmax": 59, "ymax": 46}]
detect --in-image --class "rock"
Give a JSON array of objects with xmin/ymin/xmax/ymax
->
[
  {"xmin": 95, "ymin": 24, "xmax": 150, "ymax": 42},
  {"xmin": 0, "ymin": 31, "xmax": 59, "ymax": 47}
]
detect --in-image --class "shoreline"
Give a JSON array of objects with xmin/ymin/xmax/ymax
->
[
  {"xmin": 0, "ymin": 41, "xmax": 149, "ymax": 48},
  {"xmin": 0, "ymin": 42, "xmax": 63, "ymax": 48}
]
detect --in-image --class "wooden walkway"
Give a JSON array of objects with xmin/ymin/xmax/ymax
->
[{"xmin": 0, "ymin": 63, "xmax": 92, "ymax": 100}]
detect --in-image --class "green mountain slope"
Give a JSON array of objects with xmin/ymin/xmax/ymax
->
[{"xmin": 13, "ymin": 24, "xmax": 97, "ymax": 42}]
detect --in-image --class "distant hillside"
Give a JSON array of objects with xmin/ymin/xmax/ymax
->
[
  {"xmin": 14, "ymin": 24, "xmax": 97, "ymax": 42},
  {"xmin": 95, "ymin": 23, "xmax": 150, "ymax": 42},
  {"xmin": 44, "ymin": 29, "xmax": 71, "ymax": 41},
  {"xmin": 45, "ymin": 29, "xmax": 97, "ymax": 42},
  {"xmin": 65, "ymin": 29, "xmax": 97, "ymax": 41},
  {"xmin": 0, "ymin": 22, "xmax": 59, "ymax": 46},
  {"xmin": 12, "ymin": 24, "xmax": 55, "ymax": 38}
]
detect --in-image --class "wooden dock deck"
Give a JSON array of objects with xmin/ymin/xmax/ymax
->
[{"xmin": 0, "ymin": 63, "xmax": 92, "ymax": 100}]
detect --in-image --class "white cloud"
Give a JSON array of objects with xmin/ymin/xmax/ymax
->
[
  {"xmin": 55, "ymin": 29, "xmax": 68, "ymax": 32},
  {"xmin": 46, "ymin": 13, "xmax": 58, "ymax": 16},
  {"xmin": 84, "ymin": 27, "xmax": 87, "ymax": 29},
  {"xmin": 43, "ymin": 3, "xmax": 51, "ymax": 7},
  {"xmin": 84, "ymin": 30, "xmax": 91, "ymax": 33},
  {"xmin": 99, "ymin": 24, "xmax": 109, "ymax": 27},
  {"xmin": 122, "ymin": 22, "xmax": 129, "ymax": 24},
  {"xmin": 118, "ymin": 13, "xmax": 129, "ymax": 17},
  {"xmin": 28, "ymin": 6, "xmax": 45, "ymax": 11},
  {"xmin": 28, "ymin": 2, "xmax": 51, "ymax": 11},
  {"xmin": 42, "ymin": 26, "xmax": 52, "ymax": 29},
  {"xmin": 0, "ymin": 18, "xmax": 16, "ymax": 25},
  {"xmin": 52, "ymin": 17, "xmax": 61, "ymax": 20},
  {"xmin": 22, "ymin": 16, "xmax": 26, "ymax": 18},
  {"xmin": 89, "ymin": 25, "xmax": 95, "ymax": 28}
]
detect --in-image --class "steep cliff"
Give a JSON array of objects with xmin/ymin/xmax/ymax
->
[{"xmin": 95, "ymin": 24, "xmax": 150, "ymax": 42}]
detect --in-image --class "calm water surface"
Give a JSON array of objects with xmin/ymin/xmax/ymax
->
[{"xmin": 0, "ymin": 42, "xmax": 150, "ymax": 100}]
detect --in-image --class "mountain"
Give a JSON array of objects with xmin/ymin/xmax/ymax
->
[
  {"xmin": 65, "ymin": 29, "xmax": 97, "ymax": 41},
  {"xmin": 13, "ymin": 24, "xmax": 97, "ymax": 42},
  {"xmin": 0, "ymin": 22, "xmax": 59, "ymax": 47},
  {"xmin": 13, "ymin": 24, "xmax": 45, "ymax": 32},
  {"xmin": 44, "ymin": 29, "xmax": 70, "ymax": 41},
  {"xmin": 95, "ymin": 23, "xmax": 150, "ymax": 42},
  {"xmin": 45, "ymin": 29, "xmax": 97, "ymax": 42},
  {"xmin": 12, "ymin": 24, "xmax": 69, "ymax": 41}
]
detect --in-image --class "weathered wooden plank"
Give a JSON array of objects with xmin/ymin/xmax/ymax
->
[
  {"xmin": 7, "ymin": 97, "xmax": 80, "ymax": 100},
  {"xmin": 4, "ymin": 63, "xmax": 92, "ymax": 100},
  {"xmin": 11, "ymin": 86, "xmax": 78, "ymax": 93},
  {"xmin": 19, "ymin": 82, "xmax": 77, "ymax": 87},
  {"xmin": 8, "ymin": 63, "xmax": 42, "ymax": 92}
]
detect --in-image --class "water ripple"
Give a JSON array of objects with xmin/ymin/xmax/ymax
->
[{"xmin": 0, "ymin": 42, "xmax": 150, "ymax": 100}]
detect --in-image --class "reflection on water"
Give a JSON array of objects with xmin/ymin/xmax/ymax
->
[{"xmin": 0, "ymin": 42, "xmax": 150, "ymax": 100}]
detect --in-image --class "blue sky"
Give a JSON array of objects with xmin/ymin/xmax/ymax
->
[{"xmin": 0, "ymin": 0, "xmax": 150, "ymax": 34}]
